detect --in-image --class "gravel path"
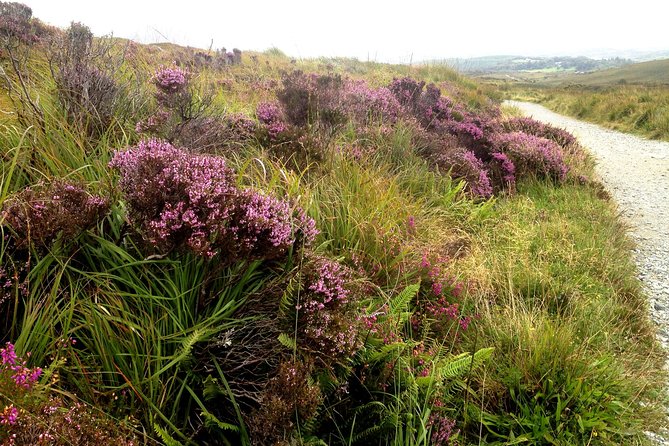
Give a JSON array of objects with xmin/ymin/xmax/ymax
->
[{"xmin": 506, "ymin": 100, "xmax": 669, "ymax": 443}]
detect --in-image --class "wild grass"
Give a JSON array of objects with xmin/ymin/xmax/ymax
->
[{"xmin": 505, "ymin": 84, "xmax": 669, "ymax": 141}]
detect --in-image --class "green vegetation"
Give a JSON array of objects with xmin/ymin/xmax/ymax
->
[
  {"xmin": 0, "ymin": 4, "xmax": 666, "ymax": 445},
  {"xmin": 495, "ymin": 58, "xmax": 669, "ymax": 141}
]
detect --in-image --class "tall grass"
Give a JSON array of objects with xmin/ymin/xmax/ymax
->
[{"xmin": 508, "ymin": 84, "xmax": 669, "ymax": 141}]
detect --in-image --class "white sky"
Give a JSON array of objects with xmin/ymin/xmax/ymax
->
[{"xmin": 23, "ymin": 0, "xmax": 669, "ymax": 62}]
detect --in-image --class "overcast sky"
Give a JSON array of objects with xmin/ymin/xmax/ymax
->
[{"xmin": 23, "ymin": 0, "xmax": 669, "ymax": 62}]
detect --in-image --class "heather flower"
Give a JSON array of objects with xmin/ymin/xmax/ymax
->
[
  {"xmin": 110, "ymin": 139, "xmax": 315, "ymax": 260},
  {"xmin": 0, "ymin": 405, "xmax": 18, "ymax": 425},
  {"xmin": 428, "ymin": 413, "xmax": 457, "ymax": 445},
  {"xmin": 388, "ymin": 77, "xmax": 425, "ymax": 110},
  {"xmin": 152, "ymin": 65, "xmax": 188, "ymax": 93},
  {"xmin": 503, "ymin": 116, "xmax": 578, "ymax": 149},
  {"xmin": 435, "ymin": 149, "xmax": 493, "ymax": 199},
  {"xmin": 256, "ymin": 102, "xmax": 288, "ymax": 137},
  {"xmin": 296, "ymin": 257, "xmax": 362, "ymax": 362},
  {"xmin": 488, "ymin": 151, "xmax": 517, "ymax": 191},
  {"xmin": 342, "ymin": 79, "xmax": 402, "ymax": 124},
  {"xmin": 0, "ymin": 342, "xmax": 17, "ymax": 366},
  {"xmin": 0, "ymin": 2, "xmax": 39, "ymax": 45},
  {"xmin": 493, "ymin": 131, "xmax": 568, "ymax": 182}
]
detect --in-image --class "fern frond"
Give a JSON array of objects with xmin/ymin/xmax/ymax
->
[
  {"xmin": 389, "ymin": 283, "xmax": 420, "ymax": 315},
  {"xmin": 153, "ymin": 424, "xmax": 183, "ymax": 446},
  {"xmin": 278, "ymin": 332, "xmax": 297, "ymax": 350}
]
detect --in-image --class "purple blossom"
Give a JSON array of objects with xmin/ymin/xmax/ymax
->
[
  {"xmin": 493, "ymin": 131, "xmax": 568, "ymax": 182},
  {"xmin": 503, "ymin": 116, "xmax": 578, "ymax": 149},
  {"xmin": 110, "ymin": 139, "xmax": 316, "ymax": 260},
  {"xmin": 0, "ymin": 405, "xmax": 18, "ymax": 425},
  {"xmin": 1, "ymin": 342, "xmax": 17, "ymax": 366},
  {"xmin": 296, "ymin": 257, "xmax": 361, "ymax": 362},
  {"xmin": 152, "ymin": 65, "xmax": 188, "ymax": 93},
  {"xmin": 490, "ymin": 151, "xmax": 516, "ymax": 190},
  {"xmin": 437, "ymin": 150, "xmax": 493, "ymax": 199},
  {"xmin": 256, "ymin": 102, "xmax": 288, "ymax": 137}
]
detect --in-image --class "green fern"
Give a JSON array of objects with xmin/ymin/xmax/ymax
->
[
  {"xmin": 389, "ymin": 282, "xmax": 420, "ymax": 315},
  {"xmin": 153, "ymin": 424, "xmax": 184, "ymax": 446},
  {"xmin": 278, "ymin": 332, "xmax": 297, "ymax": 350},
  {"xmin": 416, "ymin": 347, "xmax": 494, "ymax": 387}
]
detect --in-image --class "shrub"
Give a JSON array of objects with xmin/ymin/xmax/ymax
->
[
  {"xmin": 1, "ymin": 180, "xmax": 109, "ymax": 249},
  {"xmin": 503, "ymin": 116, "xmax": 578, "ymax": 149},
  {"xmin": 172, "ymin": 113, "xmax": 257, "ymax": 154},
  {"xmin": 434, "ymin": 149, "xmax": 493, "ymax": 199},
  {"xmin": 388, "ymin": 76, "xmax": 425, "ymax": 111},
  {"xmin": 247, "ymin": 359, "xmax": 321, "ymax": 445},
  {"xmin": 110, "ymin": 139, "xmax": 316, "ymax": 261},
  {"xmin": 276, "ymin": 70, "xmax": 346, "ymax": 128},
  {"xmin": 493, "ymin": 131, "xmax": 568, "ymax": 182},
  {"xmin": 256, "ymin": 101, "xmax": 287, "ymax": 138},
  {"xmin": 488, "ymin": 151, "xmax": 516, "ymax": 192},
  {"xmin": 49, "ymin": 22, "xmax": 129, "ymax": 141},
  {"xmin": 0, "ymin": 342, "xmax": 138, "ymax": 445},
  {"xmin": 137, "ymin": 65, "xmax": 213, "ymax": 143},
  {"xmin": 295, "ymin": 256, "xmax": 363, "ymax": 364},
  {"xmin": 0, "ymin": 1, "xmax": 37, "ymax": 45},
  {"xmin": 342, "ymin": 79, "xmax": 402, "ymax": 125}
]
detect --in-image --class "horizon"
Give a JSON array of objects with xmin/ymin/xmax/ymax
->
[{"xmin": 21, "ymin": 0, "xmax": 669, "ymax": 63}]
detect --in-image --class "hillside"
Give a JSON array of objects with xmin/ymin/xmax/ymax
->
[
  {"xmin": 441, "ymin": 55, "xmax": 631, "ymax": 74},
  {"xmin": 544, "ymin": 58, "xmax": 669, "ymax": 86},
  {"xmin": 1, "ymin": 4, "xmax": 667, "ymax": 446}
]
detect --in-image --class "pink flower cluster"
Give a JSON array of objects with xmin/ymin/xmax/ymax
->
[
  {"xmin": 503, "ymin": 116, "xmax": 578, "ymax": 149},
  {"xmin": 0, "ymin": 405, "xmax": 18, "ymax": 426},
  {"xmin": 342, "ymin": 79, "xmax": 401, "ymax": 125},
  {"xmin": 435, "ymin": 149, "xmax": 493, "ymax": 199},
  {"xmin": 493, "ymin": 131, "xmax": 568, "ymax": 182},
  {"xmin": 110, "ymin": 139, "xmax": 317, "ymax": 260},
  {"xmin": 256, "ymin": 102, "xmax": 288, "ymax": 137},
  {"xmin": 1, "ymin": 342, "xmax": 42, "ymax": 391},
  {"xmin": 297, "ymin": 257, "xmax": 361, "ymax": 362},
  {"xmin": 152, "ymin": 65, "xmax": 188, "ymax": 93}
]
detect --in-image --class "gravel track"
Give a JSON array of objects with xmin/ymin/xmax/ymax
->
[{"xmin": 506, "ymin": 100, "xmax": 669, "ymax": 443}]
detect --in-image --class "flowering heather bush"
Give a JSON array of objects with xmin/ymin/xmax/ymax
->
[
  {"xmin": 255, "ymin": 101, "xmax": 287, "ymax": 138},
  {"xmin": 1, "ymin": 397, "xmax": 139, "ymax": 446},
  {"xmin": 388, "ymin": 77, "xmax": 425, "ymax": 111},
  {"xmin": 0, "ymin": 342, "xmax": 42, "ymax": 391},
  {"xmin": 411, "ymin": 254, "xmax": 472, "ymax": 338},
  {"xmin": 434, "ymin": 149, "xmax": 493, "ymax": 199},
  {"xmin": 152, "ymin": 65, "xmax": 188, "ymax": 94},
  {"xmin": 342, "ymin": 79, "xmax": 402, "ymax": 125},
  {"xmin": 503, "ymin": 116, "xmax": 578, "ymax": 149},
  {"xmin": 1, "ymin": 180, "xmax": 109, "ymax": 249},
  {"xmin": 110, "ymin": 139, "xmax": 316, "ymax": 260},
  {"xmin": 494, "ymin": 131, "xmax": 568, "ymax": 182},
  {"xmin": 276, "ymin": 70, "xmax": 346, "ymax": 128},
  {"xmin": 0, "ymin": 2, "xmax": 41, "ymax": 45},
  {"xmin": 296, "ymin": 256, "xmax": 362, "ymax": 363},
  {"xmin": 488, "ymin": 151, "xmax": 516, "ymax": 191}
]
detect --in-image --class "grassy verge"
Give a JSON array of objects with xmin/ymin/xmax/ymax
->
[{"xmin": 504, "ymin": 84, "xmax": 669, "ymax": 141}]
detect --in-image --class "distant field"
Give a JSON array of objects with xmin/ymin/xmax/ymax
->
[
  {"xmin": 491, "ymin": 59, "xmax": 669, "ymax": 140},
  {"xmin": 544, "ymin": 58, "xmax": 669, "ymax": 86}
]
